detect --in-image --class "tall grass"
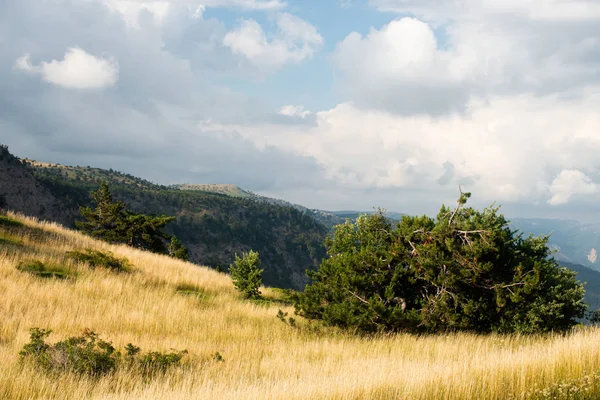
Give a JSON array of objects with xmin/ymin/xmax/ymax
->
[{"xmin": 1, "ymin": 211, "xmax": 600, "ymax": 399}]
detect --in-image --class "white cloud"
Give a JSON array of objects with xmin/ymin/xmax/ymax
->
[
  {"xmin": 101, "ymin": 0, "xmax": 170, "ymax": 27},
  {"xmin": 14, "ymin": 48, "xmax": 119, "ymax": 89},
  {"xmin": 99, "ymin": 0, "xmax": 285, "ymax": 28},
  {"xmin": 371, "ymin": 0, "xmax": 600, "ymax": 21},
  {"xmin": 279, "ymin": 105, "xmax": 312, "ymax": 118},
  {"xmin": 588, "ymin": 248, "xmax": 597, "ymax": 263},
  {"xmin": 333, "ymin": 1, "xmax": 600, "ymax": 115},
  {"xmin": 548, "ymin": 170, "xmax": 599, "ymax": 205},
  {"xmin": 223, "ymin": 13, "xmax": 323, "ymax": 70},
  {"xmin": 217, "ymin": 89, "xmax": 600, "ymax": 206}
]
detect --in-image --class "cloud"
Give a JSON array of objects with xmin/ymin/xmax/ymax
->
[
  {"xmin": 223, "ymin": 13, "xmax": 323, "ymax": 70},
  {"xmin": 333, "ymin": 17, "xmax": 472, "ymax": 115},
  {"xmin": 1, "ymin": 0, "xmax": 326, "ymax": 194},
  {"xmin": 221, "ymin": 88, "xmax": 600, "ymax": 209},
  {"xmin": 331, "ymin": 0, "xmax": 600, "ymax": 116},
  {"xmin": 14, "ymin": 48, "xmax": 118, "ymax": 89},
  {"xmin": 99, "ymin": 0, "xmax": 286, "ymax": 28},
  {"xmin": 279, "ymin": 105, "xmax": 312, "ymax": 118},
  {"xmin": 371, "ymin": 0, "xmax": 600, "ymax": 21},
  {"xmin": 548, "ymin": 170, "xmax": 599, "ymax": 205}
]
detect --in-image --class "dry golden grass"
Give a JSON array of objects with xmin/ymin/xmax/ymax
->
[{"xmin": 2, "ymin": 212, "xmax": 600, "ymax": 399}]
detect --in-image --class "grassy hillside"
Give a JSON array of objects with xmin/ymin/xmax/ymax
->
[
  {"xmin": 6, "ymin": 152, "xmax": 328, "ymax": 290},
  {"xmin": 3, "ymin": 212, "xmax": 600, "ymax": 399}
]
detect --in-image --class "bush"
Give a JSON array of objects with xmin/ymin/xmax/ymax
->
[
  {"xmin": 66, "ymin": 249, "xmax": 131, "ymax": 272},
  {"xmin": 20, "ymin": 328, "xmax": 119, "ymax": 376},
  {"xmin": 16, "ymin": 260, "xmax": 71, "ymax": 280},
  {"xmin": 229, "ymin": 250, "xmax": 263, "ymax": 299},
  {"xmin": 168, "ymin": 236, "xmax": 188, "ymax": 261},
  {"xmin": 295, "ymin": 192, "xmax": 586, "ymax": 334},
  {"xmin": 20, "ymin": 328, "xmax": 187, "ymax": 378}
]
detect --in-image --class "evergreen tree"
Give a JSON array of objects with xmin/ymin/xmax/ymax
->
[
  {"xmin": 76, "ymin": 182, "xmax": 184, "ymax": 256},
  {"xmin": 76, "ymin": 182, "xmax": 127, "ymax": 243},
  {"xmin": 295, "ymin": 191, "xmax": 586, "ymax": 334},
  {"xmin": 229, "ymin": 250, "xmax": 263, "ymax": 298},
  {"xmin": 168, "ymin": 236, "xmax": 188, "ymax": 260}
]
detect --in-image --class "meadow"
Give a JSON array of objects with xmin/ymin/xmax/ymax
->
[{"xmin": 1, "ymin": 212, "xmax": 600, "ymax": 399}]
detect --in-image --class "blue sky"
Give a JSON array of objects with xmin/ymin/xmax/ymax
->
[{"xmin": 2, "ymin": 0, "xmax": 600, "ymax": 220}]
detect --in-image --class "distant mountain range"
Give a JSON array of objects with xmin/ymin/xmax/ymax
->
[{"xmin": 509, "ymin": 218, "xmax": 600, "ymax": 272}]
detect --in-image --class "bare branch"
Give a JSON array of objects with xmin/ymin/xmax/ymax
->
[{"xmin": 346, "ymin": 290, "xmax": 369, "ymax": 305}]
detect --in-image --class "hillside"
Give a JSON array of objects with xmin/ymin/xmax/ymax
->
[
  {"xmin": 3, "ymin": 212, "xmax": 600, "ymax": 399},
  {"xmin": 0, "ymin": 146, "xmax": 74, "ymax": 226},
  {"xmin": 561, "ymin": 261, "xmax": 600, "ymax": 311},
  {"xmin": 1, "ymin": 147, "xmax": 327, "ymax": 290}
]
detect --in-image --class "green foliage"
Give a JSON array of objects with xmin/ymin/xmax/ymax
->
[
  {"xmin": 16, "ymin": 260, "xmax": 72, "ymax": 280},
  {"xmin": 168, "ymin": 236, "xmax": 188, "ymax": 260},
  {"xmin": 66, "ymin": 249, "xmax": 131, "ymax": 272},
  {"xmin": 131, "ymin": 348, "xmax": 188, "ymax": 377},
  {"xmin": 75, "ymin": 182, "xmax": 183, "ymax": 255},
  {"xmin": 295, "ymin": 193, "xmax": 587, "ymax": 334},
  {"xmin": 20, "ymin": 328, "xmax": 119, "ymax": 376},
  {"xmin": 230, "ymin": 250, "xmax": 263, "ymax": 299},
  {"xmin": 212, "ymin": 352, "xmax": 224, "ymax": 362},
  {"xmin": 20, "ymin": 328, "xmax": 187, "ymax": 378}
]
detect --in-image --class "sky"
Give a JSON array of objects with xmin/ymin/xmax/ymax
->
[{"xmin": 1, "ymin": 0, "xmax": 600, "ymax": 221}]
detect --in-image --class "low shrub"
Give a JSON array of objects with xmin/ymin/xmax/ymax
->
[
  {"xmin": 125, "ymin": 344, "xmax": 188, "ymax": 376},
  {"xmin": 66, "ymin": 249, "xmax": 131, "ymax": 272},
  {"xmin": 20, "ymin": 328, "xmax": 119, "ymax": 376},
  {"xmin": 16, "ymin": 260, "xmax": 71, "ymax": 280},
  {"xmin": 20, "ymin": 328, "xmax": 187, "ymax": 378}
]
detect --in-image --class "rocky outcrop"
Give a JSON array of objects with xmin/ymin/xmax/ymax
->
[{"xmin": 0, "ymin": 145, "xmax": 74, "ymax": 225}]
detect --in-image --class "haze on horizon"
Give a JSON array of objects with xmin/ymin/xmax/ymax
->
[{"xmin": 1, "ymin": 0, "xmax": 600, "ymax": 222}]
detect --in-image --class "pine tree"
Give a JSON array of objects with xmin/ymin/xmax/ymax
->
[
  {"xmin": 295, "ymin": 191, "xmax": 586, "ymax": 334},
  {"xmin": 76, "ymin": 182, "xmax": 127, "ymax": 243},
  {"xmin": 76, "ymin": 182, "xmax": 184, "ymax": 256},
  {"xmin": 168, "ymin": 236, "xmax": 188, "ymax": 260},
  {"xmin": 229, "ymin": 250, "xmax": 263, "ymax": 298}
]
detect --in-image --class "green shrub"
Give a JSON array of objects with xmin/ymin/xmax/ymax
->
[
  {"xmin": 16, "ymin": 260, "xmax": 71, "ymax": 280},
  {"xmin": 20, "ymin": 328, "xmax": 119, "ymax": 376},
  {"xmin": 296, "ymin": 192, "xmax": 587, "ymax": 334},
  {"xmin": 229, "ymin": 250, "xmax": 263, "ymax": 299},
  {"xmin": 20, "ymin": 328, "xmax": 187, "ymax": 378},
  {"xmin": 66, "ymin": 249, "xmax": 131, "ymax": 272},
  {"xmin": 136, "ymin": 349, "xmax": 188, "ymax": 376}
]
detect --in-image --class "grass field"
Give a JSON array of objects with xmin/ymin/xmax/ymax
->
[{"xmin": 2, "ymin": 212, "xmax": 600, "ymax": 399}]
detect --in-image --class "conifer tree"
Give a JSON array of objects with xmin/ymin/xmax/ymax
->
[
  {"xmin": 76, "ymin": 182, "xmax": 185, "ymax": 256},
  {"xmin": 229, "ymin": 250, "xmax": 263, "ymax": 298},
  {"xmin": 295, "ymin": 191, "xmax": 586, "ymax": 334}
]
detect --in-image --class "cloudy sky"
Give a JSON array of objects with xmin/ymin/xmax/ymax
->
[{"xmin": 2, "ymin": 0, "xmax": 600, "ymax": 220}]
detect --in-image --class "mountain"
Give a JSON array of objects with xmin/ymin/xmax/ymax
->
[
  {"xmin": 510, "ymin": 218, "xmax": 600, "ymax": 271},
  {"xmin": 560, "ymin": 262, "xmax": 600, "ymax": 311},
  {"xmin": 1, "ymin": 146, "xmax": 327, "ymax": 290},
  {"xmin": 0, "ymin": 146, "xmax": 74, "ymax": 226}
]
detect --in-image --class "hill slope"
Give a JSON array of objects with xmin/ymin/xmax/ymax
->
[
  {"xmin": 1, "ymin": 147, "xmax": 327, "ymax": 290},
  {"xmin": 0, "ymin": 146, "xmax": 73, "ymax": 226},
  {"xmin": 3, "ymin": 212, "xmax": 600, "ymax": 399}
]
